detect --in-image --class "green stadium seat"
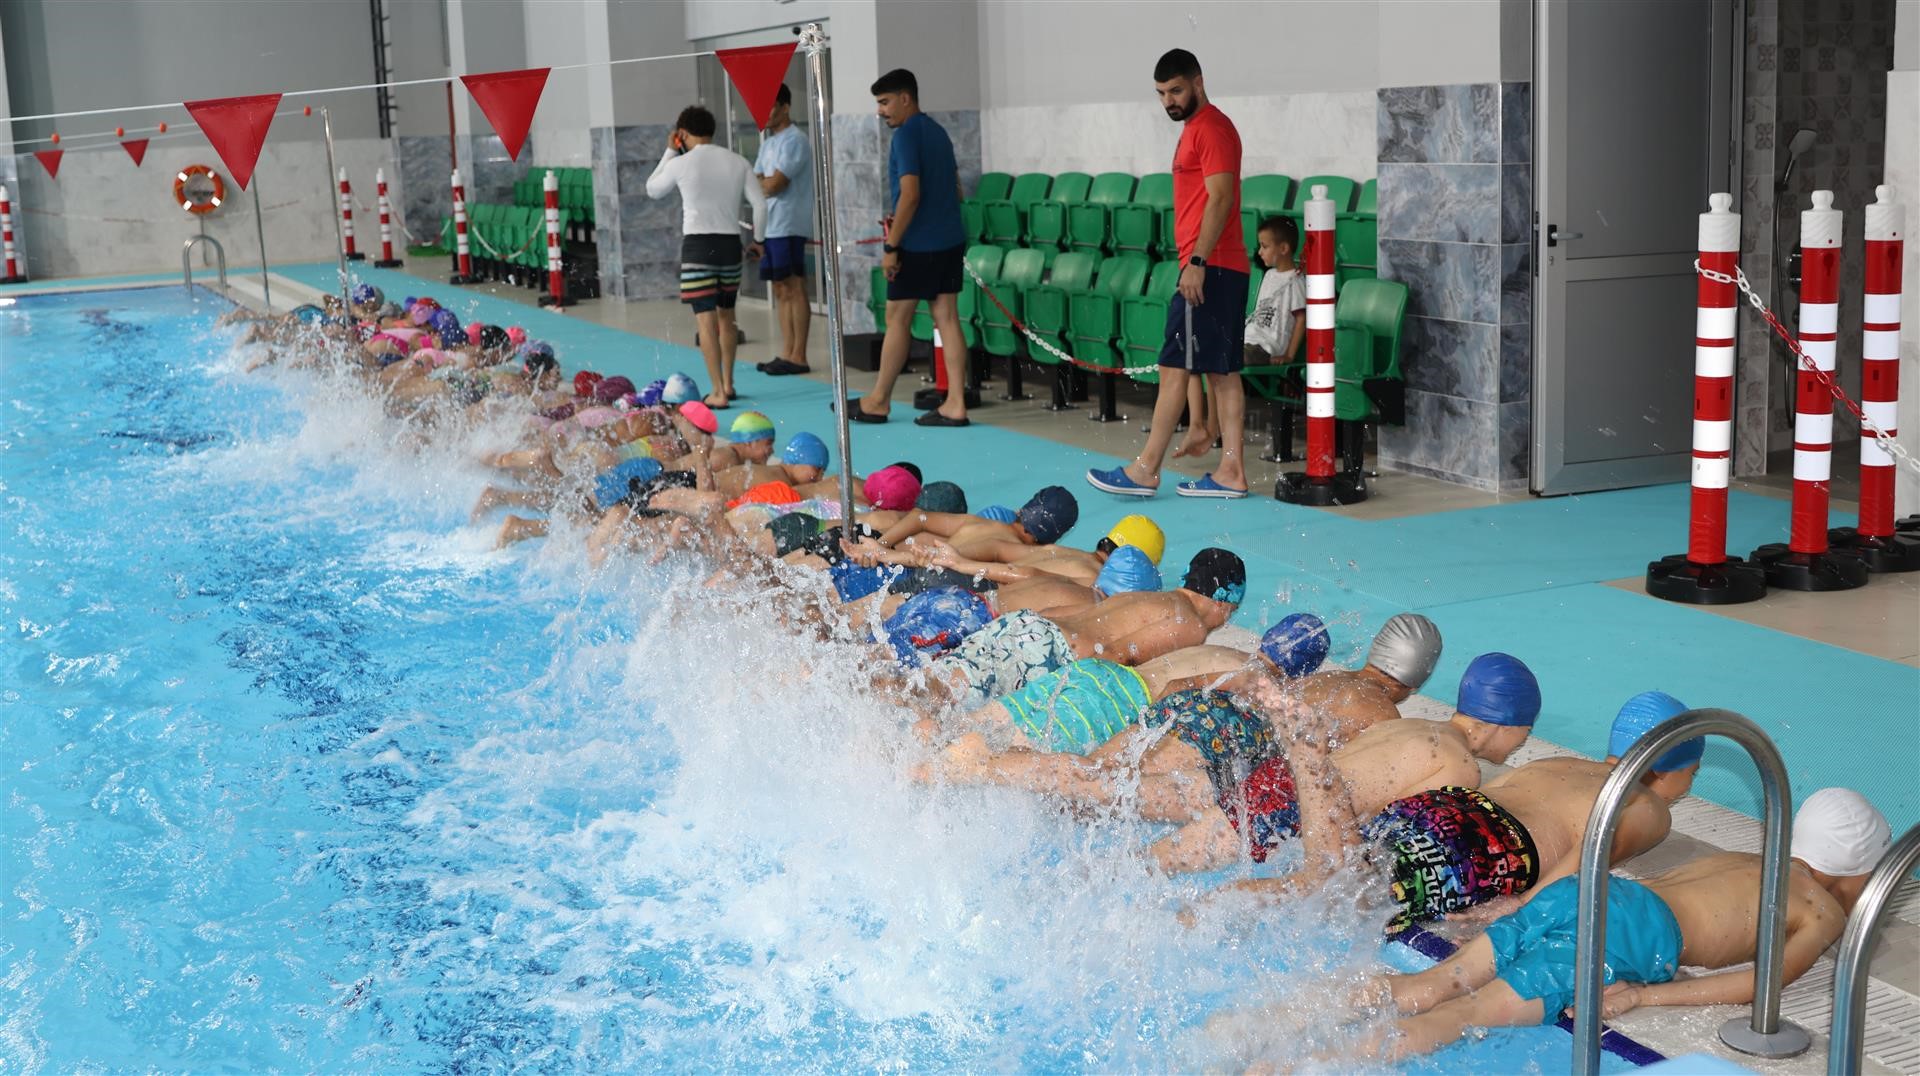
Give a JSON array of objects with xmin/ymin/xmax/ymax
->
[
  {"xmin": 1241, "ymin": 174, "xmax": 1296, "ymax": 216},
  {"xmin": 979, "ymin": 247, "xmax": 1047, "ymax": 359},
  {"xmin": 1027, "ymin": 172, "xmax": 1089, "ymax": 257},
  {"xmin": 1345, "ymin": 178, "xmax": 1377, "ymax": 216},
  {"xmin": 1067, "ymin": 172, "xmax": 1136, "ymax": 252},
  {"xmin": 961, "ymin": 199, "xmax": 986, "ymax": 245},
  {"xmin": 1047, "ymin": 172, "xmax": 1093, "ymax": 205},
  {"xmin": 1111, "ymin": 172, "xmax": 1171, "ymax": 255},
  {"xmin": 1156, "ymin": 205, "xmax": 1178, "ymax": 261},
  {"xmin": 975, "ymin": 172, "xmax": 1014, "ymax": 202},
  {"xmin": 867, "ymin": 266, "xmax": 889, "ymax": 331},
  {"xmin": 1022, "ymin": 251, "xmax": 1097, "ymax": 361},
  {"xmin": 1299, "ymin": 175, "xmax": 1359, "ymax": 212},
  {"xmin": 1119, "ymin": 260, "xmax": 1181, "ymax": 387},
  {"xmin": 952, "ymin": 244, "xmax": 1005, "ymax": 348},
  {"xmin": 1068, "ymin": 254, "xmax": 1152, "ymax": 365},
  {"xmin": 981, "ymin": 172, "xmax": 1051, "ymax": 246}
]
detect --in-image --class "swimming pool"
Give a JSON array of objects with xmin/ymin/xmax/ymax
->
[{"xmin": 0, "ymin": 285, "xmax": 1645, "ymax": 1071}]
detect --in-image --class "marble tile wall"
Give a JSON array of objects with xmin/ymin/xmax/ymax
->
[
  {"xmin": 1735, "ymin": 0, "xmax": 1780, "ymax": 475},
  {"xmin": 395, "ymin": 133, "xmax": 517, "ymax": 257},
  {"xmin": 589, "ymin": 124, "xmax": 681, "ymax": 301},
  {"xmin": 1374, "ymin": 82, "xmax": 1532, "ymax": 492}
]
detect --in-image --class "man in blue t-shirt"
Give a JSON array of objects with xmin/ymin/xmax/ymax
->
[
  {"xmin": 844, "ymin": 68, "xmax": 973, "ymax": 429},
  {"xmin": 753, "ymin": 83, "xmax": 816, "ymax": 378}
]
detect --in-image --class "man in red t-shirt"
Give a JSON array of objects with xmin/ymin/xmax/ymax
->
[{"xmin": 1087, "ymin": 48, "xmax": 1251, "ymax": 500}]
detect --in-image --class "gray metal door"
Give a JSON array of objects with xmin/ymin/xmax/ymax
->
[{"xmin": 1533, "ymin": 0, "xmax": 1742, "ymax": 495}]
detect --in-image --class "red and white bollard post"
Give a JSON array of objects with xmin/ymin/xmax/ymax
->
[
  {"xmin": 448, "ymin": 168, "xmax": 475, "ymax": 285},
  {"xmin": 1751, "ymin": 189, "xmax": 1868, "ymax": 590},
  {"xmin": 1647, "ymin": 192, "xmax": 1767, "ymax": 604},
  {"xmin": 537, "ymin": 169, "xmax": 570, "ymax": 308},
  {"xmin": 1278, "ymin": 183, "xmax": 1366, "ymax": 505},
  {"xmin": 1829, "ymin": 183, "xmax": 1920, "ymax": 571},
  {"xmin": 0, "ymin": 185, "xmax": 26, "ymax": 285},
  {"xmin": 338, "ymin": 169, "xmax": 364, "ymax": 262},
  {"xmin": 374, "ymin": 167, "xmax": 403, "ymax": 268}
]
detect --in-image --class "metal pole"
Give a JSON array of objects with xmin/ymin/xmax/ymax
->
[
  {"xmin": 1571, "ymin": 709, "xmax": 1808, "ymax": 1074},
  {"xmin": 1828, "ymin": 823, "xmax": 1920, "ymax": 1074},
  {"xmin": 252, "ymin": 175, "xmax": 273, "ymax": 308},
  {"xmin": 799, "ymin": 23, "xmax": 853, "ymax": 523},
  {"xmin": 320, "ymin": 107, "xmax": 353, "ymax": 312}
]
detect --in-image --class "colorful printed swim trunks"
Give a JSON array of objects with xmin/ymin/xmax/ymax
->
[{"xmin": 1364, "ymin": 785, "xmax": 1541, "ymax": 933}]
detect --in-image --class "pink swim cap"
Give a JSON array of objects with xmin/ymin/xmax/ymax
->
[
  {"xmin": 864, "ymin": 465, "xmax": 923, "ymax": 511},
  {"xmin": 678, "ymin": 400, "xmax": 719, "ymax": 435},
  {"xmin": 506, "ymin": 326, "xmax": 528, "ymax": 346},
  {"xmin": 465, "ymin": 321, "xmax": 484, "ymax": 345}
]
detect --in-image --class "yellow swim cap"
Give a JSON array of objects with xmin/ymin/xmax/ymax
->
[{"xmin": 1104, "ymin": 514, "xmax": 1165, "ymax": 566}]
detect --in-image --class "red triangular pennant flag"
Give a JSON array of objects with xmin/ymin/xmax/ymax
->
[
  {"xmin": 122, "ymin": 139, "xmax": 150, "ymax": 167},
  {"xmin": 460, "ymin": 68, "xmax": 550, "ymax": 162},
  {"xmin": 716, "ymin": 42, "xmax": 799, "ymax": 130},
  {"xmin": 182, "ymin": 92, "xmax": 282, "ymax": 190},
  {"xmin": 34, "ymin": 150, "xmax": 63, "ymax": 178}
]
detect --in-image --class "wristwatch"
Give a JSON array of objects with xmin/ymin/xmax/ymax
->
[
  {"xmin": 1188, "ymin": 255, "xmax": 1207, "ymax": 268},
  {"xmin": 883, "ymin": 243, "xmax": 900, "ymax": 254}
]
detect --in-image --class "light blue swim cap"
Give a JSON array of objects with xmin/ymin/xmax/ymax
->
[
  {"xmin": 592, "ymin": 456, "xmax": 663, "ymax": 509},
  {"xmin": 290, "ymin": 304, "xmax": 326, "ymax": 324},
  {"xmin": 662, "ymin": 373, "xmax": 700, "ymax": 405},
  {"xmin": 977, "ymin": 505, "xmax": 1017, "ymax": 524},
  {"xmin": 782, "ymin": 431, "xmax": 829, "ymax": 469},
  {"xmin": 1457, "ymin": 652, "xmax": 1541, "ymax": 728},
  {"xmin": 1260, "ymin": 613, "xmax": 1330, "ymax": 678},
  {"xmin": 1608, "ymin": 690, "xmax": 1702, "ymax": 772},
  {"xmin": 1094, "ymin": 545, "xmax": 1161, "ymax": 596}
]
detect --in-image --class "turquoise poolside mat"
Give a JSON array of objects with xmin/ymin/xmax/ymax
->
[{"xmin": 271, "ymin": 263, "xmax": 1920, "ymax": 834}]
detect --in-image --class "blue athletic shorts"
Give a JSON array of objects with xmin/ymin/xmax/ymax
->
[
  {"xmin": 1159, "ymin": 266, "xmax": 1250, "ymax": 374},
  {"xmin": 760, "ymin": 236, "xmax": 808, "ymax": 282}
]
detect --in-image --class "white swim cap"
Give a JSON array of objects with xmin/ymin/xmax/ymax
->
[
  {"xmin": 1791, "ymin": 788, "xmax": 1892, "ymax": 877},
  {"xmin": 1366, "ymin": 613, "xmax": 1443, "ymax": 689}
]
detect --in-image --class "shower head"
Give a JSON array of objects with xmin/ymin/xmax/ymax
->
[{"xmin": 1777, "ymin": 128, "xmax": 1818, "ymax": 189}]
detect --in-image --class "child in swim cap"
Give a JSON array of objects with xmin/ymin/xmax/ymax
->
[
  {"xmin": 1450, "ymin": 652, "xmax": 1540, "ymax": 764},
  {"xmin": 727, "ymin": 411, "xmax": 777, "ymax": 463},
  {"xmin": 1093, "ymin": 546, "xmax": 1161, "ymax": 596},
  {"xmin": 1260, "ymin": 613, "xmax": 1330, "ymax": 678},
  {"xmin": 917, "ymin": 481, "xmax": 968, "ymax": 514},
  {"xmin": 1100, "ymin": 514, "xmax": 1165, "ymax": 566},
  {"xmin": 863, "ymin": 465, "xmax": 922, "ymax": 511}
]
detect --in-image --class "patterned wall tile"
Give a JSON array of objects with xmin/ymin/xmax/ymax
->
[{"xmin": 1377, "ymin": 84, "xmax": 1500, "ymax": 164}]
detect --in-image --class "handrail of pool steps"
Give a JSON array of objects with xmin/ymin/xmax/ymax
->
[
  {"xmin": 182, "ymin": 234, "xmax": 227, "ymax": 293},
  {"xmin": 1571, "ymin": 708, "xmax": 1809, "ymax": 1073},
  {"xmin": 1828, "ymin": 822, "xmax": 1920, "ymax": 1074}
]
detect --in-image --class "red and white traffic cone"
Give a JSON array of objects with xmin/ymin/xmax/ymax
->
[
  {"xmin": 338, "ymin": 169, "xmax": 365, "ymax": 261},
  {"xmin": 1277, "ymin": 183, "xmax": 1366, "ymax": 505},
  {"xmin": 537, "ymin": 169, "xmax": 570, "ymax": 308},
  {"xmin": 1646, "ymin": 192, "xmax": 1767, "ymax": 604},
  {"xmin": 449, "ymin": 169, "xmax": 475, "ymax": 285},
  {"xmin": 0, "ymin": 185, "xmax": 26, "ymax": 285},
  {"xmin": 1829, "ymin": 183, "xmax": 1920, "ymax": 572},
  {"xmin": 374, "ymin": 167, "xmax": 403, "ymax": 268},
  {"xmin": 1751, "ymin": 189, "xmax": 1868, "ymax": 590}
]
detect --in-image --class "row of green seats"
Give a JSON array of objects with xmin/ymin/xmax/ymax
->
[
  {"xmin": 438, "ymin": 202, "xmax": 582, "ymax": 272},
  {"xmin": 510, "ymin": 168, "xmax": 596, "ymax": 223}
]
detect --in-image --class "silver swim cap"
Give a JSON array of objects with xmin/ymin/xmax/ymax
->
[{"xmin": 1366, "ymin": 613, "xmax": 1443, "ymax": 689}]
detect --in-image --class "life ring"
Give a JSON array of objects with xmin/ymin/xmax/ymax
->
[{"xmin": 174, "ymin": 165, "xmax": 226, "ymax": 215}]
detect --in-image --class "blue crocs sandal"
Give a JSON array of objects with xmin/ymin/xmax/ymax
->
[
  {"xmin": 1176, "ymin": 473, "xmax": 1249, "ymax": 499},
  {"xmin": 1086, "ymin": 465, "xmax": 1157, "ymax": 498}
]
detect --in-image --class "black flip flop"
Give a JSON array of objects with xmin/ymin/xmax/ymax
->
[
  {"xmin": 761, "ymin": 359, "xmax": 812, "ymax": 376},
  {"xmin": 914, "ymin": 411, "xmax": 971, "ymax": 428},
  {"xmin": 850, "ymin": 408, "xmax": 889, "ymax": 424}
]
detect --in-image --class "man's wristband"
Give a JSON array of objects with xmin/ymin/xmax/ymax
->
[
  {"xmin": 1188, "ymin": 255, "xmax": 1207, "ymax": 268},
  {"xmin": 883, "ymin": 243, "xmax": 900, "ymax": 254}
]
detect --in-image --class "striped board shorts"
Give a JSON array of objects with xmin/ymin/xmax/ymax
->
[{"xmin": 681, "ymin": 234, "xmax": 743, "ymax": 313}]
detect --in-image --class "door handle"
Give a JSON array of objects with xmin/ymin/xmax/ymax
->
[{"xmin": 1547, "ymin": 226, "xmax": 1584, "ymax": 247}]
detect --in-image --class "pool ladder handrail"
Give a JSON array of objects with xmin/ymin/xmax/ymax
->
[
  {"xmin": 182, "ymin": 234, "xmax": 227, "ymax": 292},
  {"xmin": 1828, "ymin": 822, "xmax": 1920, "ymax": 1074},
  {"xmin": 1571, "ymin": 708, "xmax": 1810, "ymax": 1074}
]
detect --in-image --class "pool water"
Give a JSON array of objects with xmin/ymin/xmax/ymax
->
[{"xmin": 1, "ymin": 286, "xmax": 1639, "ymax": 1072}]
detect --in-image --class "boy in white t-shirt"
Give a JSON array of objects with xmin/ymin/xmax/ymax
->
[{"xmin": 1176, "ymin": 216, "xmax": 1305, "ymax": 459}]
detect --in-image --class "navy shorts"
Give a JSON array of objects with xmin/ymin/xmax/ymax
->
[
  {"xmin": 888, "ymin": 245, "xmax": 965, "ymax": 302},
  {"xmin": 1159, "ymin": 266, "xmax": 1250, "ymax": 374},
  {"xmin": 760, "ymin": 235, "xmax": 808, "ymax": 282}
]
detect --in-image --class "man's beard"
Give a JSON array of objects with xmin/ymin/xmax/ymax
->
[{"xmin": 1165, "ymin": 102, "xmax": 1195, "ymax": 121}]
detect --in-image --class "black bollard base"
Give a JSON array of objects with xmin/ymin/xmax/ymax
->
[
  {"xmin": 345, "ymin": 252, "xmax": 367, "ymax": 262},
  {"xmin": 1826, "ymin": 525, "xmax": 1920, "ymax": 574},
  {"xmin": 1644, "ymin": 553, "xmax": 1768, "ymax": 605},
  {"xmin": 1275, "ymin": 470, "xmax": 1368, "ymax": 506},
  {"xmin": 374, "ymin": 258, "xmax": 404, "ymax": 269},
  {"xmin": 0, "ymin": 274, "xmax": 26, "ymax": 285},
  {"xmin": 448, "ymin": 274, "xmax": 477, "ymax": 285},
  {"xmin": 1749, "ymin": 542, "xmax": 1869, "ymax": 591},
  {"xmin": 537, "ymin": 294, "xmax": 572, "ymax": 308}
]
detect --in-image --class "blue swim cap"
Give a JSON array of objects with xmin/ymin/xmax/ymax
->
[
  {"xmin": 593, "ymin": 456, "xmax": 664, "ymax": 509},
  {"xmin": 351, "ymin": 283, "xmax": 382, "ymax": 306},
  {"xmin": 883, "ymin": 586, "xmax": 995, "ymax": 668},
  {"xmin": 977, "ymin": 505, "xmax": 1017, "ymax": 524},
  {"xmin": 1260, "ymin": 613, "xmax": 1330, "ymax": 678},
  {"xmin": 291, "ymin": 304, "xmax": 326, "ymax": 324},
  {"xmin": 782, "ymin": 431, "xmax": 829, "ymax": 469},
  {"xmin": 1016, "ymin": 485, "xmax": 1079, "ymax": 546},
  {"xmin": 636, "ymin": 379, "xmax": 667, "ymax": 407},
  {"xmin": 430, "ymin": 308, "xmax": 464, "ymax": 343},
  {"xmin": 518, "ymin": 340, "xmax": 555, "ymax": 361},
  {"xmin": 662, "ymin": 373, "xmax": 700, "ymax": 405},
  {"xmin": 1094, "ymin": 545, "xmax": 1161, "ymax": 596},
  {"xmin": 400, "ymin": 295, "xmax": 418, "ymax": 309},
  {"xmin": 1608, "ymin": 690, "xmax": 1703, "ymax": 772},
  {"xmin": 1456, "ymin": 652, "xmax": 1541, "ymax": 728}
]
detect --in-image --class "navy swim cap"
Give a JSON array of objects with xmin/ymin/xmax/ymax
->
[
  {"xmin": 1456, "ymin": 653, "xmax": 1542, "ymax": 728},
  {"xmin": 351, "ymin": 284, "xmax": 382, "ymax": 306},
  {"xmin": 1181, "ymin": 547, "xmax": 1247, "ymax": 606},
  {"xmin": 1608, "ymin": 690, "xmax": 1702, "ymax": 771},
  {"xmin": 1260, "ymin": 613, "xmax": 1330, "ymax": 678},
  {"xmin": 1016, "ymin": 485, "xmax": 1079, "ymax": 546},
  {"xmin": 883, "ymin": 586, "xmax": 994, "ymax": 668},
  {"xmin": 918, "ymin": 481, "xmax": 968, "ymax": 514},
  {"xmin": 1094, "ymin": 545, "xmax": 1161, "ymax": 595},
  {"xmin": 977, "ymin": 505, "xmax": 1016, "ymax": 524},
  {"xmin": 781, "ymin": 432, "xmax": 829, "ymax": 469}
]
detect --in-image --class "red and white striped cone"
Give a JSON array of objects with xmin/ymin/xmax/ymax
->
[
  {"xmin": 1751, "ymin": 189, "xmax": 1868, "ymax": 590},
  {"xmin": 374, "ymin": 167, "xmax": 403, "ymax": 268},
  {"xmin": 537, "ymin": 169, "xmax": 570, "ymax": 308},
  {"xmin": 1829, "ymin": 183, "xmax": 1920, "ymax": 571},
  {"xmin": 338, "ymin": 169, "xmax": 365, "ymax": 262},
  {"xmin": 1, "ymin": 185, "xmax": 26, "ymax": 285},
  {"xmin": 1646, "ymin": 192, "xmax": 1766, "ymax": 604},
  {"xmin": 448, "ymin": 169, "xmax": 475, "ymax": 284},
  {"xmin": 1277, "ymin": 183, "xmax": 1366, "ymax": 505}
]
